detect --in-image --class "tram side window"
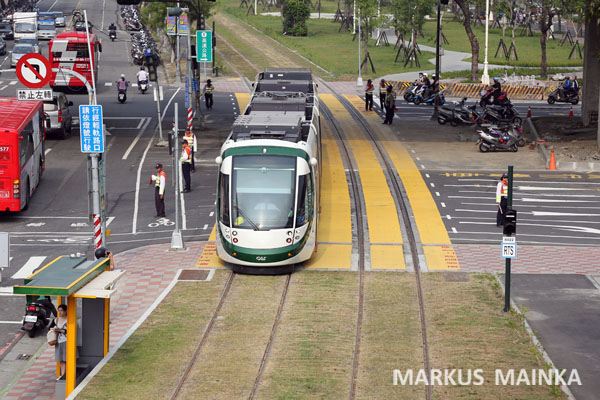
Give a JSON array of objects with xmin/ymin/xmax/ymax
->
[
  {"xmin": 20, "ymin": 121, "xmax": 34, "ymax": 166},
  {"xmin": 218, "ymin": 173, "xmax": 230, "ymax": 225},
  {"xmin": 295, "ymin": 174, "xmax": 310, "ymax": 226}
]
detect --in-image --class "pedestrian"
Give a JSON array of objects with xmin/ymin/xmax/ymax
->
[
  {"xmin": 183, "ymin": 130, "xmax": 197, "ymax": 172},
  {"xmin": 365, "ymin": 79, "xmax": 374, "ymax": 111},
  {"xmin": 180, "ymin": 140, "xmax": 192, "ymax": 192},
  {"xmin": 94, "ymin": 247, "xmax": 115, "ymax": 271},
  {"xmin": 49, "ymin": 304, "xmax": 68, "ymax": 380},
  {"xmin": 496, "ymin": 173, "xmax": 508, "ymax": 227},
  {"xmin": 203, "ymin": 79, "xmax": 214, "ymax": 110},
  {"xmin": 383, "ymin": 86, "xmax": 396, "ymax": 125},
  {"xmin": 150, "ymin": 163, "xmax": 166, "ymax": 217},
  {"xmin": 379, "ymin": 79, "xmax": 388, "ymax": 108}
]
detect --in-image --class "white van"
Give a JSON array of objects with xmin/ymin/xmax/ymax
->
[{"xmin": 13, "ymin": 12, "xmax": 38, "ymax": 42}]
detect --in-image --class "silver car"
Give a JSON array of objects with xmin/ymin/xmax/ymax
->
[
  {"xmin": 11, "ymin": 43, "xmax": 35, "ymax": 67},
  {"xmin": 18, "ymin": 38, "xmax": 40, "ymax": 53},
  {"xmin": 43, "ymin": 93, "xmax": 74, "ymax": 139},
  {"xmin": 53, "ymin": 12, "xmax": 65, "ymax": 27},
  {"xmin": 37, "ymin": 24, "xmax": 56, "ymax": 40}
]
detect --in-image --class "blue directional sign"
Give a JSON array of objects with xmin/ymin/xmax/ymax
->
[
  {"xmin": 79, "ymin": 105, "xmax": 104, "ymax": 153},
  {"xmin": 185, "ymin": 77, "xmax": 189, "ymax": 108},
  {"xmin": 192, "ymin": 78, "xmax": 199, "ymax": 92},
  {"xmin": 196, "ymin": 30, "xmax": 213, "ymax": 62}
]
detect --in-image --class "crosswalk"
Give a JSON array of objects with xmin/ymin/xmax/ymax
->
[
  {"xmin": 0, "ymin": 81, "xmax": 152, "ymax": 91},
  {"xmin": 0, "ymin": 256, "xmax": 48, "ymax": 295}
]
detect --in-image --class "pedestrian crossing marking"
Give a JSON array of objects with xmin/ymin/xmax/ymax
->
[
  {"xmin": 9, "ymin": 81, "xmax": 17, "ymax": 85},
  {"xmin": 11, "ymin": 256, "xmax": 47, "ymax": 279}
]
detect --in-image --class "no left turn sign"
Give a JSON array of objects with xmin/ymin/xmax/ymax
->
[{"xmin": 16, "ymin": 53, "xmax": 52, "ymax": 89}]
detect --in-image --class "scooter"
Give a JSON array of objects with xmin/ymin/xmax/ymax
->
[
  {"xmin": 403, "ymin": 80, "xmax": 421, "ymax": 103},
  {"xmin": 139, "ymin": 80, "xmax": 148, "ymax": 94},
  {"xmin": 21, "ymin": 298, "xmax": 56, "ymax": 338},
  {"xmin": 437, "ymin": 97, "xmax": 479, "ymax": 126},
  {"xmin": 546, "ymin": 87, "xmax": 579, "ymax": 105},
  {"xmin": 477, "ymin": 104, "xmax": 521, "ymax": 127},
  {"xmin": 118, "ymin": 89, "xmax": 127, "ymax": 103},
  {"xmin": 476, "ymin": 127, "xmax": 519, "ymax": 152},
  {"xmin": 413, "ymin": 88, "xmax": 446, "ymax": 106},
  {"xmin": 480, "ymin": 88, "xmax": 510, "ymax": 107},
  {"xmin": 109, "ymin": 30, "xmax": 117, "ymax": 42}
]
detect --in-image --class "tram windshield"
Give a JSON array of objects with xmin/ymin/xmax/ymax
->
[{"xmin": 231, "ymin": 155, "xmax": 296, "ymax": 230}]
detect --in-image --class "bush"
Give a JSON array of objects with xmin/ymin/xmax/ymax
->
[{"xmin": 282, "ymin": 0, "xmax": 310, "ymax": 36}]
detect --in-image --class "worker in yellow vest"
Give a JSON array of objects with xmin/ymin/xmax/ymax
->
[
  {"xmin": 202, "ymin": 79, "xmax": 214, "ymax": 110},
  {"xmin": 183, "ymin": 130, "xmax": 197, "ymax": 172},
  {"xmin": 365, "ymin": 79, "xmax": 374, "ymax": 111},
  {"xmin": 180, "ymin": 140, "xmax": 192, "ymax": 193},
  {"xmin": 150, "ymin": 163, "xmax": 166, "ymax": 217}
]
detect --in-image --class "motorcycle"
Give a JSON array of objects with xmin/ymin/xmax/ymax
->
[
  {"xmin": 480, "ymin": 88, "xmax": 510, "ymax": 107},
  {"xmin": 118, "ymin": 89, "xmax": 127, "ymax": 103},
  {"xmin": 477, "ymin": 104, "xmax": 521, "ymax": 127},
  {"xmin": 139, "ymin": 80, "xmax": 148, "ymax": 94},
  {"xmin": 546, "ymin": 87, "xmax": 579, "ymax": 105},
  {"xmin": 21, "ymin": 298, "xmax": 56, "ymax": 338},
  {"xmin": 413, "ymin": 88, "xmax": 446, "ymax": 106},
  {"xmin": 109, "ymin": 30, "xmax": 117, "ymax": 42},
  {"xmin": 403, "ymin": 80, "xmax": 421, "ymax": 103},
  {"xmin": 437, "ymin": 97, "xmax": 479, "ymax": 126},
  {"xmin": 476, "ymin": 127, "xmax": 520, "ymax": 152}
]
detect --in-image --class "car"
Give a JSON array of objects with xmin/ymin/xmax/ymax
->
[
  {"xmin": 11, "ymin": 43, "xmax": 35, "ymax": 67},
  {"xmin": 0, "ymin": 22, "xmax": 13, "ymax": 40},
  {"xmin": 74, "ymin": 21, "xmax": 93, "ymax": 33},
  {"xmin": 37, "ymin": 24, "xmax": 56, "ymax": 40},
  {"xmin": 18, "ymin": 38, "xmax": 40, "ymax": 53},
  {"xmin": 43, "ymin": 93, "xmax": 74, "ymax": 139},
  {"xmin": 0, "ymin": 37, "xmax": 6, "ymax": 55},
  {"xmin": 53, "ymin": 11, "xmax": 65, "ymax": 27}
]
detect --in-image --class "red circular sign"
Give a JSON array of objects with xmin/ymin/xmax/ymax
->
[{"xmin": 16, "ymin": 53, "xmax": 52, "ymax": 89}]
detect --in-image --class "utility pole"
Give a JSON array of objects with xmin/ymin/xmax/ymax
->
[
  {"xmin": 176, "ymin": 2, "xmax": 181, "ymax": 83},
  {"xmin": 183, "ymin": 7, "xmax": 193, "ymax": 131},
  {"xmin": 433, "ymin": 0, "xmax": 442, "ymax": 118},
  {"xmin": 357, "ymin": 7, "xmax": 362, "ymax": 87}
]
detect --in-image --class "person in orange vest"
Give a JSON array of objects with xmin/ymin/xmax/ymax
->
[
  {"xmin": 365, "ymin": 79, "xmax": 374, "ymax": 111},
  {"xmin": 180, "ymin": 140, "xmax": 192, "ymax": 192},
  {"xmin": 183, "ymin": 130, "xmax": 197, "ymax": 172},
  {"xmin": 496, "ymin": 173, "xmax": 508, "ymax": 227},
  {"xmin": 150, "ymin": 163, "xmax": 166, "ymax": 217}
]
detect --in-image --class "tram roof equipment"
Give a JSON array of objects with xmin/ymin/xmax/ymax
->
[
  {"xmin": 259, "ymin": 68, "xmax": 312, "ymax": 81},
  {"xmin": 232, "ymin": 112, "xmax": 311, "ymax": 143}
]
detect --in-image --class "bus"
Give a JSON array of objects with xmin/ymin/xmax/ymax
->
[
  {"xmin": 0, "ymin": 98, "xmax": 46, "ymax": 212},
  {"xmin": 49, "ymin": 31, "xmax": 102, "ymax": 90},
  {"xmin": 37, "ymin": 11, "xmax": 56, "ymax": 27}
]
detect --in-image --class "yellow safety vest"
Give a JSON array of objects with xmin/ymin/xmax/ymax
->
[
  {"xmin": 184, "ymin": 135, "xmax": 194, "ymax": 146},
  {"xmin": 204, "ymin": 84, "xmax": 214, "ymax": 94},
  {"xmin": 366, "ymin": 85, "xmax": 374, "ymax": 95}
]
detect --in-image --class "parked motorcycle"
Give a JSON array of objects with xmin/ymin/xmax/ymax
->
[
  {"xmin": 546, "ymin": 87, "xmax": 579, "ymax": 105},
  {"xmin": 21, "ymin": 297, "xmax": 56, "ymax": 338},
  {"xmin": 437, "ymin": 97, "xmax": 478, "ymax": 126},
  {"xmin": 477, "ymin": 104, "xmax": 521, "ymax": 127},
  {"xmin": 413, "ymin": 88, "xmax": 446, "ymax": 106},
  {"xmin": 477, "ymin": 127, "xmax": 520, "ymax": 152}
]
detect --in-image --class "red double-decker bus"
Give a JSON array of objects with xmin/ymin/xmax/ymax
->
[
  {"xmin": 49, "ymin": 31, "xmax": 102, "ymax": 90},
  {"xmin": 0, "ymin": 98, "xmax": 46, "ymax": 211}
]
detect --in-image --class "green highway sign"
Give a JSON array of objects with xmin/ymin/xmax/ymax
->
[{"xmin": 196, "ymin": 30, "xmax": 212, "ymax": 62}]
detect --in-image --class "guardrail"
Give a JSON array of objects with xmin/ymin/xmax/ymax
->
[{"xmin": 388, "ymin": 81, "xmax": 554, "ymax": 100}]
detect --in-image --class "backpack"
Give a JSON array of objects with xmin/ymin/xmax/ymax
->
[{"xmin": 572, "ymin": 79, "xmax": 579, "ymax": 91}]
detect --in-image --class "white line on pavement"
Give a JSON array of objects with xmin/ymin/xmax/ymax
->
[
  {"xmin": 0, "ymin": 85, "xmax": 8, "ymax": 91},
  {"xmin": 45, "ymin": 148, "xmax": 52, "ymax": 155},
  {"xmin": 122, "ymin": 117, "xmax": 151, "ymax": 160},
  {"xmin": 9, "ymin": 81, "xmax": 17, "ymax": 85},
  {"xmin": 48, "ymin": 0, "xmax": 59, "ymax": 10},
  {"xmin": 104, "ymin": 82, "xmax": 112, "ymax": 86},
  {"xmin": 11, "ymin": 256, "xmax": 47, "ymax": 279},
  {"xmin": 0, "ymin": 320, "xmax": 22, "ymax": 324}
]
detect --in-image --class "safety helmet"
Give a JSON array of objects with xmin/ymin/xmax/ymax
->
[
  {"xmin": 367, "ymin": 79, "xmax": 372, "ymax": 83},
  {"xmin": 493, "ymin": 77, "xmax": 499, "ymax": 81},
  {"xmin": 501, "ymin": 173, "xmax": 508, "ymax": 179},
  {"xmin": 120, "ymin": 74, "xmax": 125, "ymax": 78},
  {"xmin": 95, "ymin": 247, "xmax": 107, "ymax": 259},
  {"xmin": 432, "ymin": 74, "xmax": 437, "ymax": 78},
  {"xmin": 207, "ymin": 79, "xmax": 212, "ymax": 83},
  {"xmin": 140, "ymin": 66, "xmax": 145, "ymax": 70},
  {"xmin": 423, "ymin": 73, "xmax": 428, "ymax": 77}
]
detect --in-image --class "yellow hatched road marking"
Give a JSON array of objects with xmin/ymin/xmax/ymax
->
[
  {"xmin": 321, "ymin": 94, "xmax": 405, "ymax": 270},
  {"xmin": 235, "ymin": 93, "xmax": 251, "ymax": 113},
  {"xmin": 196, "ymin": 226, "xmax": 225, "ymax": 268},
  {"xmin": 344, "ymin": 94, "xmax": 459, "ymax": 270}
]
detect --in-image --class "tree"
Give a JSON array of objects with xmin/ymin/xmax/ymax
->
[
  {"xmin": 282, "ymin": 0, "xmax": 311, "ymax": 36},
  {"xmin": 539, "ymin": 0, "xmax": 557, "ymax": 78},
  {"xmin": 454, "ymin": 0, "xmax": 480, "ymax": 82},
  {"xmin": 356, "ymin": 0, "xmax": 379, "ymax": 73}
]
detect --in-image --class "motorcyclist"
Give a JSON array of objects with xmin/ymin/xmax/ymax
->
[
  {"xmin": 422, "ymin": 73, "xmax": 431, "ymax": 98},
  {"xmin": 116, "ymin": 74, "xmax": 129, "ymax": 92},
  {"xmin": 109, "ymin": 22, "xmax": 116, "ymax": 32},
  {"xmin": 137, "ymin": 67, "xmax": 148, "ymax": 90},
  {"xmin": 491, "ymin": 77, "xmax": 502, "ymax": 103},
  {"xmin": 431, "ymin": 74, "xmax": 440, "ymax": 102},
  {"xmin": 558, "ymin": 76, "xmax": 572, "ymax": 100}
]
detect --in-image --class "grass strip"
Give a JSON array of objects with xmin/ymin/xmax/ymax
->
[
  {"xmin": 356, "ymin": 271, "xmax": 423, "ymax": 399},
  {"xmin": 422, "ymin": 273, "xmax": 566, "ymax": 399},
  {"xmin": 76, "ymin": 271, "xmax": 229, "ymax": 400},
  {"xmin": 177, "ymin": 274, "xmax": 288, "ymax": 399},
  {"xmin": 256, "ymin": 271, "xmax": 358, "ymax": 399}
]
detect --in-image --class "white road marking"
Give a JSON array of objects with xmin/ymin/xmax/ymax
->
[
  {"xmin": 425, "ymin": 173, "xmax": 430, "ymax": 178},
  {"xmin": 452, "ymin": 227, "xmax": 457, "ymax": 233},
  {"xmin": 435, "ymin": 192, "xmax": 440, "ymax": 196},
  {"xmin": 106, "ymin": 216, "xmax": 115, "ymax": 226},
  {"xmin": 446, "ymin": 215, "xmax": 451, "ymax": 220},
  {"xmin": 440, "ymin": 202, "xmax": 446, "ymax": 208},
  {"xmin": 101, "ymin": 0, "xmax": 106, "ymax": 30},
  {"xmin": 531, "ymin": 211, "xmax": 600, "ymax": 217},
  {"xmin": 9, "ymin": 81, "xmax": 17, "ymax": 85},
  {"xmin": 429, "ymin": 182, "xmax": 435, "ymax": 188},
  {"xmin": 44, "ymin": 148, "xmax": 52, "ymax": 155},
  {"xmin": 416, "ymin": 157, "xmax": 420, "ymax": 161},
  {"xmin": 456, "ymin": 178, "xmax": 600, "ymax": 186},
  {"xmin": 11, "ymin": 256, "xmax": 47, "ymax": 279},
  {"xmin": 209, "ymin": 211, "xmax": 214, "ymax": 217},
  {"xmin": 421, "ymin": 164, "xmax": 425, "ymax": 169},
  {"xmin": 122, "ymin": 117, "xmax": 151, "ymax": 160},
  {"xmin": 104, "ymin": 82, "xmax": 112, "ymax": 86},
  {"xmin": 203, "ymin": 224, "xmax": 208, "ymax": 230},
  {"xmin": 26, "ymin": 222, "xmax": 45, "ymax": 227},
  {"xmin": 0, "ymin": 320, "xmax": 23, "ymax": 324},
  {"xmin": 0, "ymin": 85, "xmax": 8, "ymax": 91},
  {"xmin": 48, "ymin": 0, "xmax": 59, "ymax": 10},
  {"xmin": 70, "ymin": 222, "xmax": 88, "ymax": 227}
]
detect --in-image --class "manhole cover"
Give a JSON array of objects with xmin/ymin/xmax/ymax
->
[
  {"xmin": 16, "ymin": 354, "xmax": 31, "ymax": 360},
  {"xmin": 442, "ymin": 272, "xmax": 469, "ymax": 282},
  {"xmin": 178, "ymin": 270, "xmax": 209, "ymax": 281}
]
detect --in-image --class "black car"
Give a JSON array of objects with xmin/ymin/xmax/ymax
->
[
  {"xmin": 0, "ymin": 22, "xmax": 13, "ymax": 40},
  {"xmin": 74, "ymin": 21, "xmax": 93, "ymax": 33}
]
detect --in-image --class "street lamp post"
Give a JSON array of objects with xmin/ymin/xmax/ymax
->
[
  {"xmin": 357, "ymin": 8, "xmax": 362, "ymax": 87},
  {"xmin": 434, "ymin": 0, "xmax": 442, "ymax": 116},
  {"xmin": 481, "ymin": 0, "xmax": 490, "ymax": 85}
]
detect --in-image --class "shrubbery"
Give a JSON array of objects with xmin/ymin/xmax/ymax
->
[{"xmin": 282, "ymin": 0, "xmax": 310, "ymax": 36}]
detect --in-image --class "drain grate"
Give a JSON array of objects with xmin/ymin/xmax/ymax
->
[
  {"xmin": 178, "ymin": 270, "xmax": 209, "ymax": 281},
  {"xmin": 16, "ymin": 354, "xmax": 31, "ymax": 361}
]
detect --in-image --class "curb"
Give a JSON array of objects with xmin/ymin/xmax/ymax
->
[{"xmin": 526, "ymin": 117, "xmax": 550, "ymax": 168}]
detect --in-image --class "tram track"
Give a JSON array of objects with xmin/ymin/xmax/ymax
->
[{"xmin": 317, "ymin": 79, "xmax": 432, "ymax": 400}]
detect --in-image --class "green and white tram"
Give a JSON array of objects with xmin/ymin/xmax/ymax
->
[{"xmin": 215, "ymin": 71, "xmax": 321, "ymax": 267}]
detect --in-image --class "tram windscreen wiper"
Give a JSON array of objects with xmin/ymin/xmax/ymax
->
[{"xmin": 233, "ymin": 203, "xmax": 259, "ymax": 231}]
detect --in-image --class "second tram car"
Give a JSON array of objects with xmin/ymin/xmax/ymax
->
[{"xmin": 215, "ymin": 69, "xmax": 321, "ymax": 267}]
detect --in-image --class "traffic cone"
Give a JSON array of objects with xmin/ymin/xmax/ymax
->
[
  {"xmin": 527, "ymin": 106, "xmax": 531, "ymax": 118},
  {"xmin": 569, "ymin": 106, "xmax": 574, "ymax": 118},
  {"xmin": 548, "ymin": 149, "xmax": 557, "ymax": 170}
]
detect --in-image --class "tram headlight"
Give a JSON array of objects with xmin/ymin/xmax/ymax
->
[
  {"xmin": 286, "ymin": 238, "xmax": 292, "ymax": 243},
  {"xmin": 232, "ymin": 230, "xmax": 237, "ymax": 236},
  {"xmin": 233, "ymin": 237, "xmax": 238, "ymax": 244},
  {"xmin": 287, "ymin": 231, "xmax": 292, "ymax": 236}
]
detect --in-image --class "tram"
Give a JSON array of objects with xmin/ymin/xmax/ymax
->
[{"xmin": 215, "ymin": 68, "xmax": 321, "ymax": 267}]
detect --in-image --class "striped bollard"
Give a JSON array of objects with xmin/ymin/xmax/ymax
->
[
  {"xmin": 187, "ymin": 107, "xmax": 193, "ymax": 131},
  {"xmin": 93, "ymin": 214, "xmax": 102, "ymax": 249}
]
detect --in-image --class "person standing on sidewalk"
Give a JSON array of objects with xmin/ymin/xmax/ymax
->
[
  {"xmin": 379, "ymin": 79, "xmax": 388, "ymax": 108},
  {"xmin": 181, "ymin": 140, "xmax": 192, "ymax": 193},
  {"xmin": 365, "ymin": 79, "xmax": 374, "ymax": 111},
  {"xmin": 203, "ymin": 79, "xmax": 214, "ymax": 110},
  {"xmin": 150, "ymin": 163, "xmax": 166, "ymax": 217},
  {"xmin": 496, "ymin": 173, "xmax": 508, "ymax": 227},
  {"xmin": 183, "ymin": 130, "xmax": 197, "ymax": 172},
  {"xmin": 383, "ymin": 86, "xmax": 396, "ymax": 125},
  {"xmin": 49, "ymin": 304, "xmax": 68, "ymax": 379}
]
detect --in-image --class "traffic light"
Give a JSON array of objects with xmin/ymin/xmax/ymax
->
[
  {"xmin": 199, "ymin": 15, "xmax": 205, "ymax": 31},
  {"xmin": 116, "ymin": 0, "xmax": 141, "ymax": 5},
  {"xmin": 167, "ymin": 7, "xmax": 182, "ymax": 17},
  {"xmin": 190, "ymin": 44, "xmax": 198, "ymax": 71},
  {"xmin": 145, "ymin": 54, "xmax": 158, "ymax": 82},
  {"xmin": 440, "ymin": 0, "xmax": 450, "ymax": 4},
  {"xmin": 503, "ymin": 209, "xmax": 517, "ymax": 236}
]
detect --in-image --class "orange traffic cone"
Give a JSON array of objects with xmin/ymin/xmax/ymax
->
[
  {"xmin": 569, "ymin": 106, "xmax": 574, "ymax": 118},
  {"xmin": 548, "ymin": 149, "xmax": 557, "ymax": 170},
  {"xmin": 527, "ymin": 106, "xmax": 531, "ymax": 118}
]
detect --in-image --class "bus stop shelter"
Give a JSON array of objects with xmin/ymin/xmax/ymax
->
[{"xmin": 12, "ymin": 255, "xmax": 124, "ymax": 398}]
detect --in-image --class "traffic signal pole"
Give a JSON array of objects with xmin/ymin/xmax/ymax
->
[{"xmin": 503, "ymin": 165, "xmax": 514, "ymax": 312}]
